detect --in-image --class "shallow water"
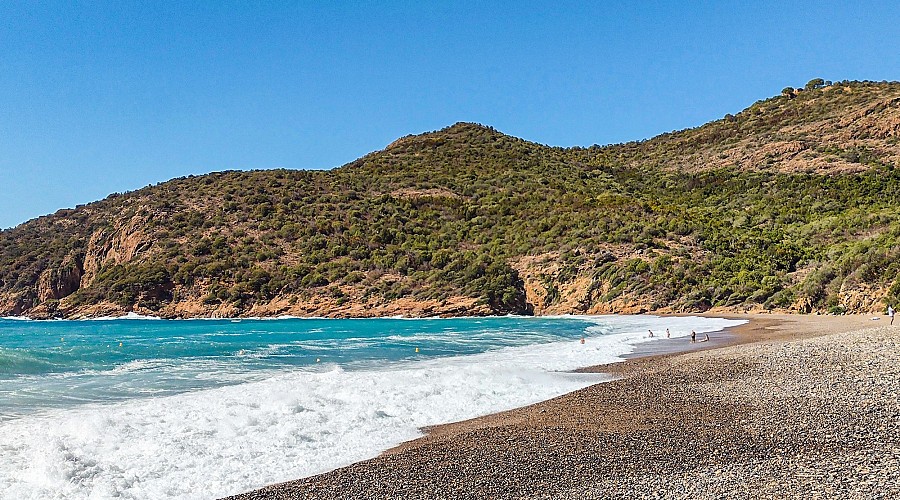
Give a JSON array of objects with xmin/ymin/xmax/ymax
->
[{"xmin": 0, "ymin": 314, "xmax": 743, "ymax": 499}]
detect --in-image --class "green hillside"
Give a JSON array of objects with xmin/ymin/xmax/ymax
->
[{"xmin": 2, "ymin": 80, "xmax": 900, "ymax": 318}]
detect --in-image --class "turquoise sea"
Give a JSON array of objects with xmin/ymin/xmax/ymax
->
[{"xmin": 0, "ymin": 314, "xmax": 743, "ymax": 499}]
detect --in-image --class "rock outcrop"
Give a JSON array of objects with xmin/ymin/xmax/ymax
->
[{"xmin": 37, "ymin": 255, "xmax": 83, "ymax": 302}]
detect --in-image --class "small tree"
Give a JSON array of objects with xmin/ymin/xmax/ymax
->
[
  {"xmin": 805, "ymin": 78, "xmax": 825, "ymax": 90},
  {"xmin": 781, "ymin": 87, "xmax": 795, "ymax": 98}
]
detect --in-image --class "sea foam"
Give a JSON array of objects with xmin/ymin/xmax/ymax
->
[
  {"xmin": 88, "ymin": 312, "xmax": 163, "ymax": 321},
  {"xmin": 0, "ymin": 315, "xmax": 742, "ymax": 499}
]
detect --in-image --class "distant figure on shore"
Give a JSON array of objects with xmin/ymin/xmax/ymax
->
[
  {"xmin": 648, "ymin": 330, "xmax": 654, "ymax": 338},
  {"xmin": 889, "ymin": 305, "xmax": 895, "ymax": 325},
  {"xmin": 580, "ymin": 336, "xmax": 585, "ymax": 344},
  {"xmin": 699, "ymin": 333, "xmax": 710, "ymax": 343},
  {"xmin": 690, "ymin": 330, "xmax": 696, "ymax": 343},
  {"xmin": 666, "ymin": 328, "xmax": 670, "ymax": 338}
]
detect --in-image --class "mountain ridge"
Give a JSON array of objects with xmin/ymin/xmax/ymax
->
[{"xmin": 2, "ymin": 80, "xmax": 900, "ymax": 319}]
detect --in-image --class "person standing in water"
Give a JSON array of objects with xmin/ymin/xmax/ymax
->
[
  {"xmin": 648, "ymin": 330, "xmax": 654, "ymax": 338},
  {"xmin": 666, "ymin": 328, "xmax": 670, "ymax": 338},
  {"xmin": 690, "ymin": 330, "xmax": 696, "ymax": 343}
]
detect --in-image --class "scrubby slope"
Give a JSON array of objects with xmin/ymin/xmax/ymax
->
[{"xmin": 2, "ymin": 80, "xmax": 899, "ymax": 318}]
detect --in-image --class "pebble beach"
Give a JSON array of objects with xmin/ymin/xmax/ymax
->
[{"xmin": 226, "ymin": 315, "xmax": 900, "ymax": 499}]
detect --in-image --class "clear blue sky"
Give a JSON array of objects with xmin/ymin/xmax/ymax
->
[{"xmin": 2, "ymin": 1, "xmax": 899, "ymax": 229}]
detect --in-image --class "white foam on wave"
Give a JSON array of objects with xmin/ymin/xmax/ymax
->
[
  {"xmin": 107, "ymin": 359, "xmax": 173, "ymax": 374},
  {"xmin": 0, "ymin": 316, "xmax": 33, "ymax": 321},
  {"xmin": 87, "ymin": 312, "xmax": 163, "ymax": 321},
  {"xmin": 0, "ymin": 356, "xmax": 602, "ymax": 499},
  {"xmin": 582, "ymin": 314, "xmax": 736, "ymax": 340},
  {"xmin": 234, "ymin": 315, "xmax": 304, "ymax": 321},
  {"xmin": 0, "ymin": 315, "xmax": 743, "ymax": 500},
  {"xmin": 182, "ymin": 315, "xmax": 331, "ymax": 321}
]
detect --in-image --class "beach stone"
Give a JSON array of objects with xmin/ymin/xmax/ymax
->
[{"xmin": 223, "ymin": 321, "xmax": 900, "ymax": 500}]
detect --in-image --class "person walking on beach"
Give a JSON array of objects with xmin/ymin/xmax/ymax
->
[
  {"xmin": 690, "ymin": 330, "xmax": 696, "ymax": 343},
  {"xmin": 889, "ymin": 305, "xmax": 895, "ymax": 325}
]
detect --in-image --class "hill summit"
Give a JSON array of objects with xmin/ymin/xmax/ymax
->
[{"xmin": 2, "ymin": 80, "xmax": 900, "ymax": 319}]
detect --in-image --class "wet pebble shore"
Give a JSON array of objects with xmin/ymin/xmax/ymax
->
[{"xmin": 225, "ymin": 323, "xmax": 899, "ymax": 499}]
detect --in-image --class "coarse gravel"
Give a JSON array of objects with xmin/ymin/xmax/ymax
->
[{"xmin": 224, "ymin": 319, "xmax": 899, "ymax": 499}]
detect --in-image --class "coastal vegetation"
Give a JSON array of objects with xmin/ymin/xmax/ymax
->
[{"xmin": 2, "ymin": 80, "xmax": 900, "ymax": 318}]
